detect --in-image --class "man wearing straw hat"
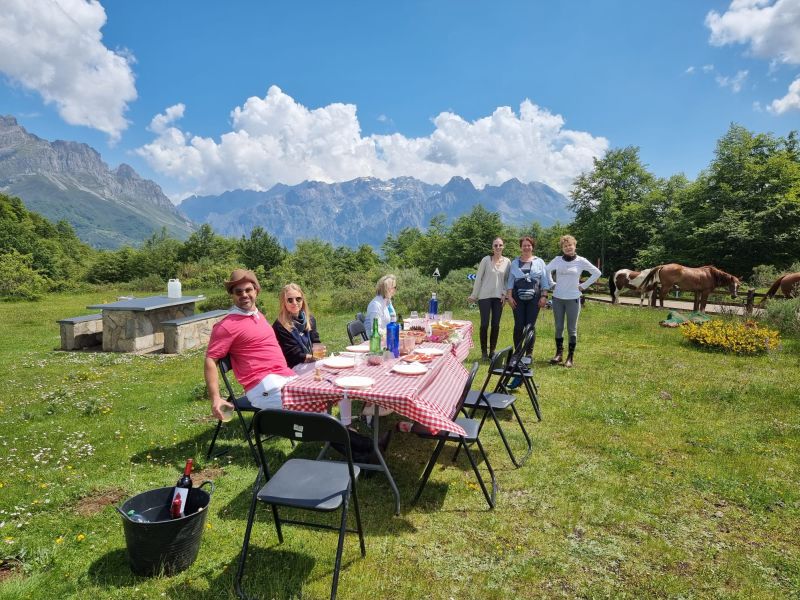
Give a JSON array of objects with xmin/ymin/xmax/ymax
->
[{"xmin": 204, "ymin": 268, "xmax": 297, "ymax": 421}]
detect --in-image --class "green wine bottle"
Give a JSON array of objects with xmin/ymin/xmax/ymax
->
[{"xmin": 369, "ymin": 316, "xmax": 381, "ymax": 353}]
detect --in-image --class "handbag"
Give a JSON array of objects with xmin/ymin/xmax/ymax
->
[{"xmin": 513, "ymin": 260, "xmax": 540, "ymax": 301}]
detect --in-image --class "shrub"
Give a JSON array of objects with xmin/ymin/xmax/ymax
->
[
  {"xmin": 0, "ymin": 249, "xmax": 48, "ymax": 300},
  {"xmin": 750, "ymin": 264, "xmax": 778, "ymax": 288},
  {"xmin": 761, "ymin": 296, "xmax": 800, "ymax": 337},
  {"xmin": 681, "ymin": 319, "xmax": 780, "ymax": 355}
]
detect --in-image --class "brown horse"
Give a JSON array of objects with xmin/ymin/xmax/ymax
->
[
  {"xmin": 641, "ymin": 263, "xmax": 740, "ymax": 312},
  {"xmin": 760, "ymin": 272, "xmax": 800, "ymax": 305}
]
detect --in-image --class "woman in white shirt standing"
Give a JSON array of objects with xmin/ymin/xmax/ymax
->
[
  {"xmin": 545, "ymin": 235, "xmax": 601, "ymax": 367},
  {"xmin": 468, "ymin": 237, "xmax": 511, "ymax": 360}
]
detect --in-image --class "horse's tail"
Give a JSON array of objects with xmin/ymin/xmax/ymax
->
[
  {"xmin": 759, "ymin": 275, "xmax": 784, "ymax": 305},
  {"xmin": 640, "ymin": 265, "xmax": 661, "ymax": 291},
  {"xmin": 608, "ymin": 272, "xmax": 617, "ymax": 303}
]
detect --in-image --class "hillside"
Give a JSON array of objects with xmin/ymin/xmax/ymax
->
[{"xmin": 0, "ymin": 116, "xmax": 194, "ymax": 248}]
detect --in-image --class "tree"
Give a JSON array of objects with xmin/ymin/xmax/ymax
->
[
  {"xmin": 569, "ymin": 147, "xmax": 662, "ymax": 274},
  {"xmin": 441, "ymin": 205, "xmax": 505, "ymax": 274},
  {"xmin": 238, "ymin": 226, "xmax": 286, "ymax": 272},
  {"xmin": 675, "ymin": 124, "xmax": 800, "ymax": 275}
]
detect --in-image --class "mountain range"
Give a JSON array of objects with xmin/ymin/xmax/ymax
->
[
  {"xmin": 0, "ymin": 116, "xmax": 193, "ymax": 248},
  {"xmin": 0, "ymin": 114, "xmax": 574, "ymax": 250},
  {"xmin": 179, "ymin": 176, "xmax": 573, "ymax": 249}
]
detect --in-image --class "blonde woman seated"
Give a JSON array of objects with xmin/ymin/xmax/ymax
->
[
  {"xmin": 365, "ymin": 274, "xmax": 397, "ymax": 333},
  {"xmin": 272, "ymin": 283, "xmax": 321, "ymax": 368}
]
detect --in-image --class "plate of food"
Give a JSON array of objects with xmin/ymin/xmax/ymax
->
[
  {"xmin": 414, "ymin": 347, "xmax": 445, "ymax": 356},
  {"xmin": 321, "ymin": 356, "xmax": 356, "ymax": 369},
  {"xmin": 334, "ymin": 375, "xmax": 375, "ymax": 389},
  {"xmin": 345, "ymin": 344, "xmax": 370, "ymax": 353},
  {"xmin": 392, "ymin": 362, "xmax": 428, "ymax": 375},
  {"xmin": 402, "ymin": 353, "xmax": 433, "ymax": 364}
]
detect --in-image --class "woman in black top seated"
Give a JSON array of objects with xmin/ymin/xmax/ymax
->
[{"xmin": 272, "ymin": 283, "xmax": 320, "ymax": 368}]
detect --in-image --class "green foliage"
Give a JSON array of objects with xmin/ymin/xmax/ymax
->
[
  {"xmin": 0, "ymin": 249, "xmax": 48, "ymax": 300},
  {"xmin": 761, "ymin": 296, "xmax": 800, "ymax": 336},
  {"xmin": 238, "ymin": 226, "xmax": 286, "ymax": 272},
  {"xmin": 750, "ymin": 264, "xmax": 779, "ymax": 288},
  {"xmin": 178, "ymin": 223, "xmax": 238, "ymax": 264},
  {"xmin": 0, "ymin": 194, "xmax": 91, "ymax": 282}
]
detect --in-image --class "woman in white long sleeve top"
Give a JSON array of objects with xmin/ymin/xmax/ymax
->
[
  {"xmin": 544, "ymin": 235, "xmax": 601, "ymax": 367},
  {"xmin": 468, "ymin": 237, "xmax": 511, "ymax": 360}
]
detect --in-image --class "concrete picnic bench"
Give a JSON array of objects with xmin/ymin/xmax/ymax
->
[
  {"xmin": 162, "ymin": 310, "xmax": 229, "ymax": 354},
  {"xmin": 57, "ymin": 314, "xmax": 103, "ymax": 350}
]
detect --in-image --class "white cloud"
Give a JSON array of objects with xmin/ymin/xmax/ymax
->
[
  {"xmin": 706, "ymin": 0, "xmax": 800, "ymax": 64},
  {"xmin": 0, "ymin": 0, "xmax": 136, "ymax": 141},
  {"xmin": 137, "ymin": 86, "xmax": 608, "ymax": 197},
  {"xmin": 716, "ymin": 69, "xmax": 749, "ymax": 92},
  {"xmin": 685, "ymin": 66, "xmax": 696, "ymax": 74},
  {"xmin": 768, "ymin": 76, "xmax": 800, "ymax": 113},
  {"xmin": 706, "ymin": 0, "xmax": 800, "ymax": 113}
]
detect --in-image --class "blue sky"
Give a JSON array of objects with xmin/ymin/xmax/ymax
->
[{"xmin": 1, "ymin": 0, "xmax": 799, "ymax": 202}]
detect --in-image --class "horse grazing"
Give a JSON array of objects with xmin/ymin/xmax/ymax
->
[
  {"xmin": 759, "ymin": 272, "xmax": 800, "ymax": 305},
  {"xmin": 609, "ymin": 268, "xmax": 660, "ymax": 306},
  {"xmin": 642, "ymin": 263, "xmax": 740, "ymax": 312}
]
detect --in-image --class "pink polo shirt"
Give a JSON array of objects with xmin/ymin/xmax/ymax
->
[{"xmin": 206, "ymin": 312, "xmax": 294, "ymax": 392}]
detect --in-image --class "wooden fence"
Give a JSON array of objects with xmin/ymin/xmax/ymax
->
[{"xmin": 587, "ymin": 283, "xmax": 780, "ymax": 316}]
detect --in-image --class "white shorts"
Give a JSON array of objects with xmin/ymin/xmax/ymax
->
[{"xmin": 245, "ymin": 373, "xmax": 297, "ymax": 410}]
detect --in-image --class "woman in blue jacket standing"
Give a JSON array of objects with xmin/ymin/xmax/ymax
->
[{"xmin": 505, "ymin": 236, "xmax": 552, "ymax": 360}]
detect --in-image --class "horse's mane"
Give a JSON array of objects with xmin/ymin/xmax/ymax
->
[{"xmin": 705, "ymin": 265, "xmax": 736, "ymax": 285}]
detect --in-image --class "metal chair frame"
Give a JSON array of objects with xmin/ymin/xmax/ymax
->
[
  {"xmin": 206, "ymin": 355, "xmax": 259, "ymax": 461},
  {"xmin": 411, "ymin": 363, "xmax": 497, "ymax": 509},
  {"xmin": 460, "ymin": 346, "xmax": 532, "ymax": 467},
  {"xmin": 235, "ymin": 409, "xmax": 366, "ymax": 600}
]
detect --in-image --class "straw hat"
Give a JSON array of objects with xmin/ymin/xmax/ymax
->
[{"xmin": 224, "ymin": 269, "xmax": 261, "ymax": 293}]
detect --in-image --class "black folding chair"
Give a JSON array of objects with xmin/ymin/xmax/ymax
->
[
  {"xmin": 235, "ymin": 409, "xmax": 366, "ymax": 600},
  {"xmin": 410, "ymin": 363, "xmax": 497, "ymax": 509},
  {"xmin": 206, "ymin": 355, "xmax": 259, "ymax": 461},
  {"xmin": 460, "ymin": 346, "xmax": 532, "ymax": 467},
  {"xmin": 492, "ymin": 327, "xmax": 541, "ymax": 421},
  {"xmin": 346, "ymin": 319, "xmax": 368, "ymax": 344}
]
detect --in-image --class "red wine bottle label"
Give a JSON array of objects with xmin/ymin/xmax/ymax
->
[{"xmin": 171, "ymin": 487, "xmax": 189, "ymax": 517}]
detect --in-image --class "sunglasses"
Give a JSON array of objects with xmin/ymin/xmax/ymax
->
[
  {"xmin": 286, "ymin": 297, "xmax": 304, "ymax": 304},
  {"xmin": 493, "ymin": 244, "xmax": 504, "ymax": 247},
  {"xmin": 233, "ymin": 287, "xmax": 255, "ymax": 295}
]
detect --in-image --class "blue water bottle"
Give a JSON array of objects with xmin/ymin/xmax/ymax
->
[
  {"xmin": 386, "ymin": 314, "xmax": 400, "ymax": 358},
  {"xmin": 428, "ymin": 292, "xmax": 438, "ymax": 319}
]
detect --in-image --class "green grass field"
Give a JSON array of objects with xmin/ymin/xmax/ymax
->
[{"xmin": 1, "ymin": 290, "xmax": 798, "ymax": 599}]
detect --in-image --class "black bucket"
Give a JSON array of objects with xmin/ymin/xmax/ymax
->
[{"xmin": 117, "ymin": 481, "xmax": 214, "ymax": 576}]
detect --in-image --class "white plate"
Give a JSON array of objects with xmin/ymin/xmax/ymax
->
[
  {"xmin": 321, "ymin": 356, "xmax": 355, "ymax": 369},
  {"xmin": 345, "ymin": 344, "xmax": 370, "ymax": 353},
  {"xmin": 335, "ymin": 375, "xmax": 375, "ymax": 389},
  {"xmin": 414, "ymin": 347, "xmax": 445, "ymax": 356},
  {"xmin": 392, "ymin": 362, "xmax": 428, "ymax": 375}
]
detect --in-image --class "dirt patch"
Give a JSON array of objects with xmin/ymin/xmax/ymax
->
[
  {"xmin": 73, "ymin": 487, "xmax": 128, "ymax": 517},
  {"xmin": 194, "ymin": 466, "xmax": 225, "ymax": 484},
  {"xmin": 0, "ymin": 557, "xmax": 23, "ymax": 583}
]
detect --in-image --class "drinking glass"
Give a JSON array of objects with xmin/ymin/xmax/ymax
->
[
  {"xmin": 312, "ymin": 343, "xmax": 327, "ymax": 359},
  {"xmin": 219, "ymin": 403, "xmax": 234, "ymax": 423},
  {"xmin": 409, "ymin": 311, "xmax": 419, "ymax": 319},
  {"xmin": 443, "ymin": 310, "xmax": 453, "ymax": 321}
]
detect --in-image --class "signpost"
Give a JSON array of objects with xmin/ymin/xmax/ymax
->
[{"xmin": 432, "ymin": 267, "xmax": 440, "ymax": 285}]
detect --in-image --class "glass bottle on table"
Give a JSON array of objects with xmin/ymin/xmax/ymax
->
[
  {"xmin": 428, "ymin": 292, "xmax": 438, "ymax": 319},
  {"xmin": 369, "ymin": 316, "xmax": 382, "ymax": 354},
  {"xmin": 386, "ymin": 314, "xmax": 400, "ymax": 358}
]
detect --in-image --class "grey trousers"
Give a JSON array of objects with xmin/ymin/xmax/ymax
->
[{"xmin": 552, "ymin": 297, "xmax": 581, "ymax": 340}]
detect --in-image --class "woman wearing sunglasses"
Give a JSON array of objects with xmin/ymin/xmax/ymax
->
[
  {"xmin": 468, "ymin": 237, "xmax": 511, "ymax": 361},
  {"xmin": 272, "ymin": 283, "xmax": 321, "ymax": 368}
]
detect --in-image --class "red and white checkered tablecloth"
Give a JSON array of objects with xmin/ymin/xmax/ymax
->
[
  {"xmin": 282, "ymin": 343, "xmax": 469, "ymax": 436},
  {"xmin": 449, "ymin": 320, "xmax": 474, "ymax": 362}
]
